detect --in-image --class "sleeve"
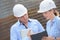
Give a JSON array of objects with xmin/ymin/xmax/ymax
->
[
  {"xmin": 36, "ymin": 20, "xmax": 45, "ymax": 32},
  {"xmin": 10, "ymin": 26, "xmax": 18, "ymax": 40}
]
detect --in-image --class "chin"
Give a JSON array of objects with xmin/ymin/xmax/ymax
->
[
  {"xmin": 24, "ymin": 21, "xmax": 28, "ymax": 23},
  {"xmin": 46, "ymin": 18, "xmax": 49, "ymax": 20}
]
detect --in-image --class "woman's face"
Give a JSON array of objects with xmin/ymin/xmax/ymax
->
[
  {"xmin": 17, "ymin": 13, "xmax": 28, "ymax": 24},
  {"xmin": 42, "ymin": 10, "xmax": 54, "ymax": 20}
]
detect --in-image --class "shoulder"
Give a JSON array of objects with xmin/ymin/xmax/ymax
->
[
  {"xmin": 55, "ymin": 17, "xmax": 60, "ymax": 29},
  {"xmin": 10, "ymin": 21, "xmax": 19, "ymax": 30},
  {"xmin": 46, "ymin": 20, "xmax": 50, "ymax": 24},
  {"xmin": 29, "ymin": 19, "xmax": 42, "ymax": 26},
  {"xmin": 55, "ymin": 17, "xmax": 60, "ymax": 24},
  {"xmin": 47, "ymin": 16, "xmax": 60, "ymax": 24},
  {"xmin": 56, "ymin": 16, "xmax": 60, "ymax": 21}
]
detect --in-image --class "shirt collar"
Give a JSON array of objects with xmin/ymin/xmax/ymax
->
[{"xmin": 18, "ymin": 18, "xmax": 31, "ymax": 25}]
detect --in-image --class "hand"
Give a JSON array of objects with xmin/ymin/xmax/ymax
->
[
  {"xmin": 42, "ymin": 36, "xmax": 55, "ymax": 40},
  {"xmin": 46, "ymin": 36, "xmax": 54, "ymax": 40},
  {"xmin": 56, "ymin": 37, "xmax": 60, "ymax": 40},
  {"xmin": 27, "ymin": 29, "xmax": 31, "ymax": 37},
  {"xmin": 42, "ymin": 36, "xmax": 47, "ymax": 40},
  {"xmin": 27, "ymin": 29, "xmax": 32, "ymax": 40}
]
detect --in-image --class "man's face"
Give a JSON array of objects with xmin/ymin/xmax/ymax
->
[{"xmin": 17, "ymin": 13, "xmax": 28, "ymax": 24}]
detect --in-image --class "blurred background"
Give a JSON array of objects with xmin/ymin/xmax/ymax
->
[{"xmin": 0, "ymin": 0, "xmax": 60, "ymax": 40}]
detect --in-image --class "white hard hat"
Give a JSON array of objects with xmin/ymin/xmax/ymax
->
[
  {"xmin": 38, "ymin": 0, "xmax": 56, "ymax": 13},
  {"xmin": 13, "ymin": 4, "xmax": 27, "ymax": 17},
  {"xmin": 43, "ymin": 0, "xmax": 53, "ymax": 1}
]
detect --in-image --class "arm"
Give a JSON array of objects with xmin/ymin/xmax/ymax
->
[
  {"xmin": 36, "ymin": 20, "xmax": 45, "ymax": 32},
  {"xmin": 10, "ymin": 26, "xmax": 17, "ymax": 40}
]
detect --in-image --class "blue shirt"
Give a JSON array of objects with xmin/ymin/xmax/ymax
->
[
  {"xmin": 46, "ymin": 16, "xmax": 60, "ymax": 38},
  {"xmin": 10, "ymin": 19, "xmax": 45, "ymax": 40}
]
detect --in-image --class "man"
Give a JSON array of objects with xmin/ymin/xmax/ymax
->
[{"xmin": 10, "ymin": 4, "xmax": 45, "ymax": 40}]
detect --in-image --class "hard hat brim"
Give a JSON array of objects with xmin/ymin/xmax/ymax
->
[
  {"xmin": 37, "ymin": 10, "xmax": 46, "ymax": 13},
  {"xmin": 14, "ymin": 12, "xmax": 27, "ymax": 17},
  {"xmin": 37, "ymin": 7, "xmax": 57, "ymax": 13},
  {"xmin": 37, "ymin": 10, "xmax": 43, "ymax": 13}
]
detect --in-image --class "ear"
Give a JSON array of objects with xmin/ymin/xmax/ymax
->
[{"xmin": 50, "ymin": 9, "xmax": 54, "ymax": 14}]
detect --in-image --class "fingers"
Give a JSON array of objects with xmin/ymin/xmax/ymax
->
[
  {"xmin": 42, "ymin": 37, "xmax": 47, "ymax": 40},
  {"xmin": 27, "ymin": 29, "xmax": 31, "ymax": 37},
  {"xmin": 27, "ymin": 29, "xmax": 32, "ymax": 40},
  {"xmin": 56, "ymin": 38, "xmax": 60, "ymax": 40},
  {"xmin": 42, "ymin": 36, "xmax": 55, "ymax": 40}
]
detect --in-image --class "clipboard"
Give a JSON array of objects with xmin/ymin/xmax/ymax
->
[{"xmin": 31, "ymin": 31, "xmax": 48, "ymax": 40}]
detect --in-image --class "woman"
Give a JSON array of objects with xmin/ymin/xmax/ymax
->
[
  {"xmin": 10, "ymin": 4, "xmax": 45, "ymax": 40},
  {"xmin": 38, "ymin": 0, "xmax": 60, "ymax": 40}
]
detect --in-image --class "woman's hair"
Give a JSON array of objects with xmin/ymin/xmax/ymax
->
[{"xmin": 54, "ymin": 9, "xmax": 59, "ymax": 16}]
